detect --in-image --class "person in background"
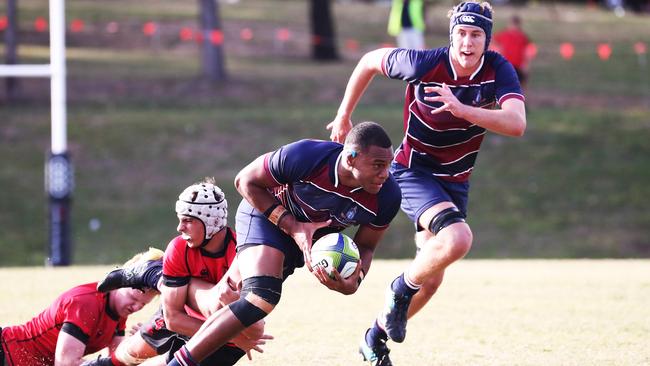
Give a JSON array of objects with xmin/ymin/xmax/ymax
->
[
  {"xmin": 493, "ymin": 14, "xmax": 532, "ymax": 89},
  {"xmin": 388, "ymin": 0, "xmax": 426, "ymax": 49}
]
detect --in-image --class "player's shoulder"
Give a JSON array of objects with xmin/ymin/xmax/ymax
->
[
  {"xmin": 389, "ymin": 46, "xmax": 447, "ymax": 65},
  {"xmin": 279, "ymin": 139, "xmax": 342, "ymax": 162},
  {"xmin": 58, "ymin": 283, "xmax": 104, "ymax": 308},
  {"xmin": 226, "ymin": 227, "xmax": 237, "ymax": 245},
  {"xmin": 284, "ymin": 139, "xmax": 341, "ymax": 153},
  {"xmin": 164, "ymin": 236, "xmax": 189, "ymax": 257},
  {"xmin": 484, "ymin": 50, "xmax": 510, "ymax": 67}
]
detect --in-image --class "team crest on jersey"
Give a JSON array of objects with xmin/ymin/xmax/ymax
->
[
  {"xmin": 460, "ymin": 15, "xmax": 475, "ymax": 23},
  {"xmin": 200, "ymin": 268, "xmax": 209, "ymax": 278},
  {"xmin": 342, "ymin": 206, "xmax": 358, "ymax": 222}
]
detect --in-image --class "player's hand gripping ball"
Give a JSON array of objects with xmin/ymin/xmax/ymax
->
[{"xmin": 310, "ymin": 233, "xmax": 360, "ymax": 279}]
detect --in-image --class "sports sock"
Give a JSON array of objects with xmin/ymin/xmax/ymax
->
[
  {"xmin": 391, "ymin": 272, "xmax": 420, "ymax": 297},
  {"xmin": 169, "ymin": 345, "xmax": 199, "ymax": 366},
  {"xmin": 367, "ymin": 319, "xmax": 388, "ymax": 348}
]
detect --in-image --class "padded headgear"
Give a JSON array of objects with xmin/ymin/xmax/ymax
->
[
  {"xmin": 175, "ymin": 182, "xmax": 227, "ymax": 241},
  {"xmin": 449, "ymin": 2, "xmax": 493, "ymax": 50}
]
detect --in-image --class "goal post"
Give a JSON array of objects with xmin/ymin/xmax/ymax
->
[{"xmin": 0, "ymin": 0, "xmax": 73, "ymax": 266}]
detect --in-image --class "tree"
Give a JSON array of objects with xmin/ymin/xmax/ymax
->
[
  {"xmin": 310, "ymin": 0, "xmax": 339, "ymax": 61},
  {"xmin": 198, "ymin": 0, "xmax": 226, "ymax": 81}
]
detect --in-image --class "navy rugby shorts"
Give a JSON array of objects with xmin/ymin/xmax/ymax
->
[
  {"xmin": 235, "ymin": 199, "xmax": 304, "ymax": 279},
  {"xmin": 391, "ymin": 162, "xmax": 469, "ymax": 231}
]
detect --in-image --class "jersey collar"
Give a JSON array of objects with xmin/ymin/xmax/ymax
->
[
  {"xmin": 332, "ymin": 148, "xmax": 363, "ymax": 192},
  {"xmin": 104, "ymin": 292, "xmax": 120, "ymax": 321},
  {"xmin": 447, "ymin": 49, "xmax": 485, "ymax": 81}
]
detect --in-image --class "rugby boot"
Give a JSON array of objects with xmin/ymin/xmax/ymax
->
[
  {"xmin": 359, "ymin": 329, "xmax": 393, "ymax": 366},
  {"xmin": 379, "ymin": 286, "xmax": 413, "ymax": 343},
  {"xmin": 97, "ymin": 258, "xmax": 162, "ymax": 292}
]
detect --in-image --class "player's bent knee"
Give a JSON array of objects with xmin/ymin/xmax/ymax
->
[
  {"xmin": 446, "ymin": 228, "xmax": 473, "ymax": 260},
  {"xmin": 229, "ymin": 276, "xmax": 282, "ymax": 327}
]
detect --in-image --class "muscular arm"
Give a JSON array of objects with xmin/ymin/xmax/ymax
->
[
  {"xmin": 54, "ymin": 330, "xmax": 87, "ymax": 366},
  {"xmin": 456, "ymin": 97, "xmax": 526, "ymax": 137},
  {"xmin": 234, "ymin": 155, "xmax": 281, "ymax": 219},
  {"xmin": 328, "ymin": 48, "xmax": 393, "ymax": 142},
  {"xmin": 160, "ymin": 283, "xmax": 204, "ymax": 336},
  {"xmin": 353, "ymin": 225, "xmax": 387, "ymax": 278},
  {"xmin": 425, "ymin": 85, "xmax": 527, "ymax": 137},
  {"xmin": 234, "ymin": 155, "xmax": 331, "ymax": 259},
  {"xmin": 187, "ymin": 259, "xmax": 241, "ymax": 318}
]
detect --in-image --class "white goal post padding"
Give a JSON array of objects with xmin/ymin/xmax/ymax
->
[{"xmin": 0, "ymin": 0, "xmax": 67, "ymax": 154}]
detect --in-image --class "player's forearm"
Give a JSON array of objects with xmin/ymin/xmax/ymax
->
[
  {"xmin": 459, "ymin": 102, "xmax": 526, "ymax": 137},
  {"xmin": 163, "ymin": 309, "xmax": 204, "ymax": 336},
  {"xmin": 336, "ymin": 49, "xmax": 387, "ymax": 120},
  {"xmin": 358, "ymin": 246, "xmax": 375, "ymax": 276}
]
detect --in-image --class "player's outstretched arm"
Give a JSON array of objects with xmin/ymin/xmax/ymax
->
[{"xmin": 328, "ymin": 48, "xmax": 392, "ymax": 143}]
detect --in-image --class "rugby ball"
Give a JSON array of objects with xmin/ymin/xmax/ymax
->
[{"xmin": 310, "ymin": 233, "xmax": 360, "ymax": 279}]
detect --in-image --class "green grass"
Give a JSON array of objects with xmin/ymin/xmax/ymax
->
[
  {"xmin": 1, "ymin": 260, "xmax": 649, "ymax": 365},
  {"xmin": 1, "ymin": 1, "xmax": 650, "ymax": 264}
]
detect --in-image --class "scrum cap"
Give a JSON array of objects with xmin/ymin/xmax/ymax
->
[
  {"xmin": 175, "ymin": 182, "xmax": 227, "ymax": 242},
  {"xmin": 449, "ymin": 2, "xmax": 493, "ymax": 50}
]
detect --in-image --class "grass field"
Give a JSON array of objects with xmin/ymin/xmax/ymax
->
[
  {"xmin": 1, "ymin": 260, "xmax": 649, "ymax": 365},
  {"xmin": 1, "ymin": 0, "xmax": 650, "ymax": 265}
]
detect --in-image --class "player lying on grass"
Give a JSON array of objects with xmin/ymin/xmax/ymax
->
[
  {"xmin": 87, "ymin": 179, "xmax": 271, "ymax": 366},
  {"xmin": 163, "ymin": 122, "xmax": 403, "ymax": 366},
  {"xmin": 0, "ymin": 251, "xmax": 159, "ymax": 366}
]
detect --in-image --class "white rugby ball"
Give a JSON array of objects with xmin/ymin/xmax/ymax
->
[{"xmin": 310, "ymin": 233, "xmax": 360, "ymax": 279}]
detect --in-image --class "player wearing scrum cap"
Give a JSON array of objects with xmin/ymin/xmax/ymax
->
[
  {"xmin": 91, "ymin": 178, "xmax": 271, "ymax": 366},
  {"xmin": 328, "ymin": 2, "xmax": 527, "ymax": 365}
]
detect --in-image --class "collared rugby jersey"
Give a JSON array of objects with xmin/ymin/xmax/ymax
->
[
  {"xmin": 162, "ymin": 228, "xmax": 237, "ymax": 288},
  {"xmin": 264, "ymin": 139, "xmax": 401, "ymax": 235},
  {"xmin": 383, "ymin": 47, "xmax": 524, "ymax": 182},
  {"xmin": 1, "ymin": 283, "xmax": 126, "ymax": 366}
]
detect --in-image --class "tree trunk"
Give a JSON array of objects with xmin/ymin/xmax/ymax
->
[
  {"xmin": 310, "ymin": 0, "xmax": 339, "ymax": 61},
  {"xmin": 198, "ymin": 0, "xmax": 226, "ymax": 82},
  {"xmin": 5, "ymin": 0, "xmax": 19, "ymax": 99}
]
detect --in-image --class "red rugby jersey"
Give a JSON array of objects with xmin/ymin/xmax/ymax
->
[
  {"xmin": 162, "ymin": 228, "xmax": 237, "ymax": 288},
  {"xmin": 1, "ymin": 282, "xmax": 126, "ymax": 366}
]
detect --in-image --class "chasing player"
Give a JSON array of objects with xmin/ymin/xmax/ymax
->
[{"xmin": 327, "ymin": 2, "xmax": 527, "ymax": 365}]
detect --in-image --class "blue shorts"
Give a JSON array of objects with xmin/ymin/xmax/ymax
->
[
  {"xmin": 235, "ymin": 199, "xmax": 304, "ymax": 279},
  {"xmin": 391, "ymin": 162, "xmax": 469, "ymax": 231}
]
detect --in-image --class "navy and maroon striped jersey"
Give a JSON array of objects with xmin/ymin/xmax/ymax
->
[
  {"xmin": 264, "ymin": 139, "xmax": 401, "ymax": 233},
  {"xmin": 383, "ymin": 47, "xmax": 525, "ymax": 182}
]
